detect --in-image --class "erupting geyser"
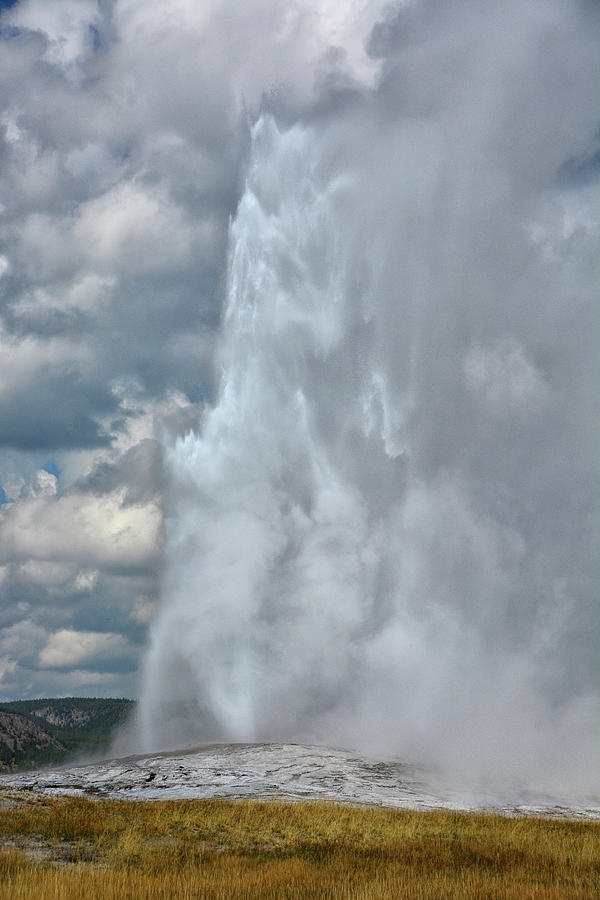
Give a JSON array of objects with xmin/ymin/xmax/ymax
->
[{"xmin": 139, "ymin": 0, "xmax": 600, "ymax": 796}]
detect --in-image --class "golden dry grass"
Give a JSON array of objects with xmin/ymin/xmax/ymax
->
[{"xmin": 0, "ymin": 792, "xmax": 598, "ymax": 898}]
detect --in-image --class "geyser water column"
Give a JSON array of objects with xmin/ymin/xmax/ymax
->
[
  {"xmin": 142, "ymin": 115, "xmax": 403, "ymax": 745},
  {"xmin": 140, "ymin": 2, "xmax": 599, "ymax": 793}
]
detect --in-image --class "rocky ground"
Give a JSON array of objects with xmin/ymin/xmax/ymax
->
[
  {"xmin": 0, "ymin": 742, "xmax": 598, "ymax": 820},
  {"xmin": 0, "ymin": 711, "xmax": 66, "ymax": 761}
]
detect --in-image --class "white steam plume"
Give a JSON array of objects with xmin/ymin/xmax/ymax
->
[{"xmin": 139, "ymin": 0, "xmax": 600, "ymax": 795}]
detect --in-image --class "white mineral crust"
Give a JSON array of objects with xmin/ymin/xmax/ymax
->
[{"xmin": 1, "ymin": 743, "xmax": 599, "ymax": 820}]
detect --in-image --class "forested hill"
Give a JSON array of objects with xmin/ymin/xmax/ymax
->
[{"xmin": 0, "ymin": 698, "xmax": 135, "ymax": 771}]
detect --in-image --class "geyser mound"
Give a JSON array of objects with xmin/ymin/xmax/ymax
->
[{"xmin": 2, "ymin": 743, "xmax": 599, "ymax": 819}]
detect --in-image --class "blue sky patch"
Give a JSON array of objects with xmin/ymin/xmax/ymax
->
[{"xmin": 42, "ymin": 459, "xmax": 61, "ymax": 478}]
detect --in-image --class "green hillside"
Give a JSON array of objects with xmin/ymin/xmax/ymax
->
[{"xmin": 0, "ymin": 698, "xmax": 135, "ymax": 771}]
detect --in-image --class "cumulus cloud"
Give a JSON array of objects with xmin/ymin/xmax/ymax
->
[
  {"xmin": 0, "ymin": 656, "xmax": 17, "ymax": 685},
  {"xmin": 14, "ymin": 560, "xmax": 71, "ymax": 586},
  {"xmin": 73, "ymin": 570, "xmax": 99, "ymax": 592},
  {"xmin": 73, "ymin": 182, "xmax": 200, "ymax": 275},
  {"xmin": 28, "ymin": 469, "xmax": 58, "ymax": 497},
  {"xmin": 0, "ymin": 491, "xmax": 161, "ymax": 572},
  {"xmin": 38, "ymin": 628, "xmax": 135, "ymax": 670},
  {"xmin": 4, "ymin": 0, "xmax": 102, "ymax": 71}
]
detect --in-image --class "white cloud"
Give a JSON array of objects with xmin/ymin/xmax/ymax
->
[
  {"xmin": 0, "ymin": 656, "xmax": 17, "ymax": 684},
  {"xmin": 0, "ymin": 333, "xmax": 92, "ymax": 399},
  {"xmin": 74, "ymin": 182, "xmax": 197, "ymax": 275},
  {"xmin": 15, "ymin": 559, "xmax": 72, "ymax": 586},
  {"xmin": 29, "ymin": 469, "xmax": 57, "ymax": 497},
  {"xmin": 0, "ymin": 491, "xmax": 161, "ymax": 572},
  {"xmin": 67, "ymin": 669, "xmax": 121, "ymax": 687},
  {"xmin": 38, "ymin": 628, "xmax": 134, "ymax": 669},
  {"xmin": 15, "ymin": 275, "xmax": 116, "ymax": 322},
  {"xmin": 129, "ymin": 596, "xmax": 157, "ymax": 626},
  {"xmin": 73, "ymin": 569, "xmax": 99, "ymax": 592},
  {"xmin": 5, "ymin": 0, "xmax": 102, "ymax": 71},
  {"xmin": 0, "ymin": 619, "xmax": 46, "ymax": 659}
]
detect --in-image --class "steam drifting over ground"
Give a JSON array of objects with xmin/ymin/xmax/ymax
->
[{"xmin": 137, "ymin": 0, "xmax": 600, "ymax": 798}]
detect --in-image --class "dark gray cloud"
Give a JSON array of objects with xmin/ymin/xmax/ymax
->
[
  {"xmin": 0, "ymin": 368, "xmax": 117, "ymax": 450},
  {"xmin": 78, "ymin": 439, "xmax": 162, "ymax": 502}
]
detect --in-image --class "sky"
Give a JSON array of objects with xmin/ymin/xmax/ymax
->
[{"xmin": 0, "ymin": 0, "xmax": 599, "ymax": 741}]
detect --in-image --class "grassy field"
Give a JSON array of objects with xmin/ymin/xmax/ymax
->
[{"xmin": 0, "ymin": 791, "xmax": 598, "ymax": 899}]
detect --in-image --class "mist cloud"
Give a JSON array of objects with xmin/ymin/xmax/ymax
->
[{"xmin": 138, "ymin": 0, "xmax": 599, "ymax": 793}]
